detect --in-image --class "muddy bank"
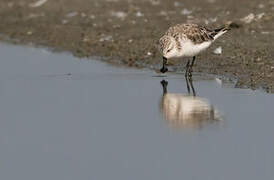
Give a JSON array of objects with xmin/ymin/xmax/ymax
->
[{"xmin": 0, "ymin": 0, "xmax": 274, "ymax": 92}]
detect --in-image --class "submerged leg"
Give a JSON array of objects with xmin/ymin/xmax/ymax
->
[
  {"xmin": 160, "ymin": 57, "xmax": 168, "ymax": 73},
  {"xmin": 188, "ymin": 76, "xmax": 196, "ymax": 96},
  {"xmin": 185, "ymin": 75, "xmax": 196, "ymax": 96},
  {"xmin": 185, "ymin": 75, "xmax": 191, "ymax": 94}
]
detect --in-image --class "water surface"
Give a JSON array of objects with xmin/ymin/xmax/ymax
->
[{"xmin": 0, "ymin": 43, "xmax": 273, "ymax": 180}]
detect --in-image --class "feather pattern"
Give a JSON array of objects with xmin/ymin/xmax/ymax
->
[{"xmin": 165, "ymin": 24, "xmax": 214, "ymax": 45}]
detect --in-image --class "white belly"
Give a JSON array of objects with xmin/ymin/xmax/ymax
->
[{"xmin": 178, "ymin": 40, "xmax": 212, "ymax": 57}]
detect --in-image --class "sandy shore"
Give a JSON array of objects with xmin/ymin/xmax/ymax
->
[{"xmin": 0, "ymin": 0, "xmax": 274, "ymax": 92}]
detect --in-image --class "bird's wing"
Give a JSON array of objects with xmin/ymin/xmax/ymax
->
[{"xmin": 166, "ymin": 24, "xmax": 214, "ymax": 44}]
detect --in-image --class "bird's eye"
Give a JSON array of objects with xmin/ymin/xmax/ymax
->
[{"xmin": 167, "ymin": 49, "xmax": 171, "ymax": 53}]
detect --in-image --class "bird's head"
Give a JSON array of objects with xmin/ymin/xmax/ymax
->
[{"xmin": 158, "ymin": 35, "xmax": 177, "ymax": 59}]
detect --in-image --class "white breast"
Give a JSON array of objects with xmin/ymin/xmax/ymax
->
[{"xmin": 178, "ymin": 40, "xmax": 212, "ymax": 57}]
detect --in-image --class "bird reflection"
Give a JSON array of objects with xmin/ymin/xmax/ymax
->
[{"xmin": 160, "ymin": 77, "xmax": 222, "ymax": 130}]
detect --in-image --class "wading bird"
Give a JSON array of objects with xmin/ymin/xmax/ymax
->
[{"xmin": 158, "ymin": 23, "xmax": 230, "ymax": 76}]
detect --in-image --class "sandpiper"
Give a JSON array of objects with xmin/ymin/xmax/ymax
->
[{"xmin": 158, "ymin": 23, "xmax": 230, "ymax": 76}]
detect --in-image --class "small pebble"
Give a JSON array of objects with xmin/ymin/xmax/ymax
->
[
  {"xmin": 136, "ymin": 12, "xmax": 144, "ymax": 17},
  {"xmin": 213, "ymin": 47, "xmax": 222, "ymax": 55},
  {"xmin": 181, "ymin": 9, "xmax": 192, "ymax": 15}
]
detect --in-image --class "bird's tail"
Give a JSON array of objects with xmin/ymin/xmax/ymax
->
[{"xmin": 211, "ymin": 26, "xmax": 230, "ymax": 40}]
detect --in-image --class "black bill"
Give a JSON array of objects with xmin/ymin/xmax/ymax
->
[{"xmin": 160, "ymin": 57, "xmax": 168, "ymax": 73}]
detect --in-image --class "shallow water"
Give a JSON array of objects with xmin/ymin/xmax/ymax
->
[{"xmin": 0, "ymin": 43, "xmax": 273, "ymax": 180}]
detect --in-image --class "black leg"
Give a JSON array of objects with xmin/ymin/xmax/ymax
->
[
  {"xmin": 188, "ymin": 56, "xmax": 196, "ymax": 76},
  {"xmin": 185, "ymin": 59, "xmax": 191, "ymax": 77},
  {"xmin": 160, "ymin": 57, "xmax": 168, "ymax": 73},
  {"xmin": 191, "ymin": 56, "xmax": 196, "ymax": 67},
  {"xmin": 188, "ymin": 76, "xmax": 196, "ymax": 96},
  {"xmin": 185, "ymin": 75, "xmax": 191, "ymax": 94},
  {"xmin": 185, "ymin": 75, "xmax": 196, "ymax": 96}
]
